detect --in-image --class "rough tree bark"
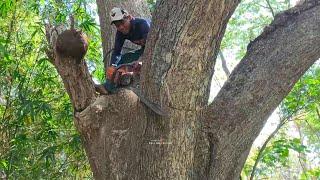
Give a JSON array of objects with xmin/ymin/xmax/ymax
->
[{"xmin": 46, "ymin": 0, "xmax": 320, "ymax": 180}]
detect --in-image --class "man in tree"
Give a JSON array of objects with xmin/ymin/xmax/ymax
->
[
  {"xmin": 109, "ymin": 7, "xmax": 151, "ymax": 66},
  {"xmin": 96, "ymin": 7, "xmax": 151, "ymax": 94}
]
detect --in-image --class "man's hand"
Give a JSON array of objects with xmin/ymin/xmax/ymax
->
[{"xmin": 106, "ymin": 66, "xmax": 117, "ymax": 80}]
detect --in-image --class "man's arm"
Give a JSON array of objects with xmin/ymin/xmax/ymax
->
[
  {"xmin": 111, "ymin": 31, "xmax": 125, "ymax": 65},
  {"xmin": 141, "ymin": 19, "xmax": 150, "ymax": 40},
  {"xmin": 136, "ymin": 19, "xmax": 150, "ymax": 46}
]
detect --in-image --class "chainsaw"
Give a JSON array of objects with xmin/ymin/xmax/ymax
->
[
  {"xmin": 105, "ymin": 61, "xmax": 142, "ymax": 91},
  {"xmin": 98, "ymin": 61, "xmax": 168, "ymax": 117}
]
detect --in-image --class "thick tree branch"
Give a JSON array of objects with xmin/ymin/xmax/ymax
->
[
  {"xmin": 45, "ymin": 25, "xmax": 96, "ymax": 111},
  {"xmin": 136, "ymin": 1, "xmax": 241, "ymax": 179},
  {"xmin": 141, "ymin": 0, "xmax": 240, "ymax": 109},
  {"xmin": 53, "ymin": 55, "xmax": 96, "ymax": 111},
  {"xmin": 73, "ymin": 89, "xmax": 148, "ymax": 179},
  {"xmin": 203, "ymin": 1, "xmax": 320, "ymax": 179}
]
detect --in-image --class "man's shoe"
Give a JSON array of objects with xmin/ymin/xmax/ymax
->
[
  {"xmin": 94, "ymin": 84, "xmax": 109, "ymax": 95},
  {"xmin": 104, "ymin": 80, "xmax": 117, "ymax": 93}
]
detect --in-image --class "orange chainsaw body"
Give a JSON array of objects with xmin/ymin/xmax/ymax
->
[{"xmin": 106, "ymin": 61, "xmax": 142, "ymax": 86}]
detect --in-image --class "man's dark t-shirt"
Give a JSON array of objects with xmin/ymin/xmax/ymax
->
[{"xmin": 111, "ymin": 18, "xmax": 151, "ymax": 64}]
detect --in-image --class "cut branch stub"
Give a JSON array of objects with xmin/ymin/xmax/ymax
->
[
  {"xmin": 46, "ymin": 26, "xmax": 96, "ymax": 112},
  {"xmin": 56, "ymin": 29, "xmax": 88, "ymax": 64}
]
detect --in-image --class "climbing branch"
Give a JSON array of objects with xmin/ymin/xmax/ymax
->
[
  {"xmin": 203, "ymin": 1, "xmax": 320, "ymax": 177},
  {"xmin": 45, "ymin": 18, "xmax": 96, "ymax": 111},
  {"xmin": 205, "ymin": 0, "xmax": 320, "ymax": 134}
]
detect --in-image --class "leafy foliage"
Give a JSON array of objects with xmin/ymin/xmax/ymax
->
[
  {"xmin": 221, "ymin": 0, "xmax": 291, "ymax": 60},
  {"xmin": 146, "ymin": 0, "xmax": 157, "ymax": 12},
  {"xmin": 0, "ymin": 0, "xmax": 104, "ymax": 178}
]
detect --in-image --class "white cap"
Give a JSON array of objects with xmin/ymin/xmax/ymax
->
[{"xmin": 110, "ymin": 7, "xmax": 129, "ymax": 24}]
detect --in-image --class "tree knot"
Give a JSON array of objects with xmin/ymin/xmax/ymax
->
[{"xmin": 56, "ymin": 29, "xmax": 88, "ymax": 63}]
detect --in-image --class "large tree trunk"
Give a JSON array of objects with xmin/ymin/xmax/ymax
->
[
  {"xmin": 138, "ymin": 1, "xmax": 240, "ymax": 179},
  {"xmin": 46, "ymin": 0, "xmax": 320, "ymax": 179}
]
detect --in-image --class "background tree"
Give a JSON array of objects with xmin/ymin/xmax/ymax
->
[{"xmin": 243, "ymin": 65, "xmax": 320, "ymax": 179}]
